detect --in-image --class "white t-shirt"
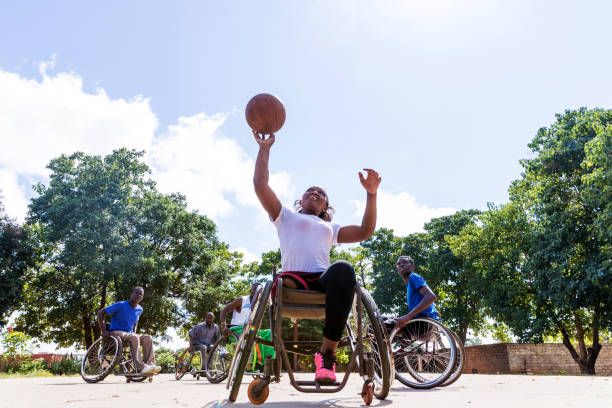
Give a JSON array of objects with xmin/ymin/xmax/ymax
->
[
  {"xmin": 272, "ymin": 205, "xmax": 342, "ymax": 273},
  {"xmin": 230, "ymin": 295, "xmax": 251, "ymax": 326}
]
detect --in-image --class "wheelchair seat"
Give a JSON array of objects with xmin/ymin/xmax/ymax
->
[{"xmin": 279, "ymin": 287, "xmax": 326, "ymax": 319}]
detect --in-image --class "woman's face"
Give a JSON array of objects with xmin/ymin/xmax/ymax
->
[{"xmin": 300, "ymin": 187, "xmax": 328, "ymax": 215}]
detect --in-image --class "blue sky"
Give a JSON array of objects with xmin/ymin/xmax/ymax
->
[{"xmin": 2, "ymin": 1, "xmax": 612, "ymax": 348}]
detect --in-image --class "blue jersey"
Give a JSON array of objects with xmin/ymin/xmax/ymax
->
[
  {"xmin": 406, "ymin": 273, "xmax": 438, "ymax": 320},
  {"xmin": 106, "ymin": 301, "xmax": 143, "ymax": 332}
]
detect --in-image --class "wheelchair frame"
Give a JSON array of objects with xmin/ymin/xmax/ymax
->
[
  {"xmin": 226, "ymin": 278, "xmax": 393, "ymax": 405},
  {"xmin": 80, "ymin": 334, "xmax": 157, "ymax": 383}
]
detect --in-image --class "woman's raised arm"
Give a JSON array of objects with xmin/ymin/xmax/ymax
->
[
  {"xmin": 253, "ymin": 131, "xmax": 282, "ymax": 220},
  {"xmin": 337, "ymin": 169, "xmax": 381, "ymax": 243}
]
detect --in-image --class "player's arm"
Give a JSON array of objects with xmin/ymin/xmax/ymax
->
[
  {"xmin": 338, "ymin": 169, "xmax": 381, "ymax": 243},
  {"xmin": 397, "ymin": 286, "xmax": 437, "ymax": 328},
  {"xmin": 219, "ymin": 297, "xmax": 242, "ymax": 334},
  {"xmin": 253, "ymin": 131, "xmax": 282, "ymax": 220},
  {"xmin": 96, "ymin": 308, "xmax": 109, "ymax": 339}
]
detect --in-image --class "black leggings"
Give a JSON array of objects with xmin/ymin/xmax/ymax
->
[{"xmin": 310, "ymin": 261, "xmax": 357, "ymax": 342}]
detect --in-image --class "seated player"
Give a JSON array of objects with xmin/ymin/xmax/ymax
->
[
  {"xmin": 395, "ymin": 256, "xmax": 439, "ymax": 330},
  {"xmin": 97, "ymin": 286, "xmax": 161, "ymax": 374},
  {"xmin": 189, "ymin": 312, "xmax": 221, "ymax": 357},
  {"xmin": 220, "ymin": 284, "xmax": 275, "ymax": 371}
]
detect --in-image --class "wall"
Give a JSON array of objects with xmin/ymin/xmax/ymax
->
[{"xmin": 464, "ymin": 343, "xmax": 612, "ymax": 375}]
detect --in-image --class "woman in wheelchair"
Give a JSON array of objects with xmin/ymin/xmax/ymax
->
[
  {"xmin": 253, "ymin": 130, "xmax": 381, "ymax": 384},
  {"xmin": 96, "ymin": 286, "xmax": 161, "ymax": 375}
]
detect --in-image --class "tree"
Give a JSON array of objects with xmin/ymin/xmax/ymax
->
[
  {"xmin": 424, "ymin": 209, "xmax": 486, "ymax": 344},
  {"xmin": 451, "ymin": 108, "xmax": 612, "ymax": 374},
  {"xmin": 17, "ymin": 149, "xmax": 224, "ymax": 350},
  {"xmin": 0, "ymin": 194, "xmax": 34, "ymax": 326}
]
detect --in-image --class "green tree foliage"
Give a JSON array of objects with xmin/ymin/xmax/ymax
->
[
  {"xmin": 360, "ymin": 228, "xmax": 406, "ymax": 316},
  {"xmin": 0, "ymin": 195, "xmax": 34, "ymax": 326},
  {"xmin": 448, "ymin": 203, "xmax": 541, "ymax": 341},
  {"xmin": 17, "ymin": 149, "xmax": 224, "ymax": 350},
  {"xmin": 423, "ymin": 210, "xmax": 485, "ymax": 343},
  {"xmin": 451, "ymin": 108, "xmax": 612, "ymax": 374}
]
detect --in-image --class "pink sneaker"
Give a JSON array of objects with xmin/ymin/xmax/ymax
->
[{"xmin": 314, "ymin": 351, "xmax": 336, "ymax": 383}]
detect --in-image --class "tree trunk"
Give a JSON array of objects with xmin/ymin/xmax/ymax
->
[
  {"xmin": 559, "ymin": 322, "xmax": 592, "ymax": 374},
  {"xmin": 585, "ymin": 306, "xmax": 603, "ymax": 375},
  {"xmin": 100, "ymin": 284, "xmax": 107, "ymax": 310},
  {"xmin": 458, "ymin": 322, "xmax": 467, "ymax": 344},
  {"xmin": 83, "ymin": 314, "xmax": 93, "ymax": 351},
  {"xmin": 573, "ymin": 313, "xmax": 587, "ymax": 360}
]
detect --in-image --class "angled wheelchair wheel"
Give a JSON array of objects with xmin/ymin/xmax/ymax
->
[
  {"xmin": 175, "ymin": 349, "xmax": 193, "ymax": 380},
  {"xmin": 347, "ymin": 287, "xmax": 392, "ymax": 400},
  {"xmin": 440, "ymin": 328, "xmax": 464, "ymax": 387},
  {"xmin": 391, "ymin": 318, "xmax": 456, "ymax": 389},
  {"xmin": 206, "ymin": 331, "xmax": 239, "ymax": 383},
  {"xmin": 228, "ymin": 281, "xmax": 271, "ymax": 402},
  {"xmin": 81, "ymin": 336, "xmax": 122, "ymax": 383}
]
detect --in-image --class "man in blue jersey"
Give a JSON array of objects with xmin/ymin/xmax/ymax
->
[
  {"xmin": 395, "ymin": 256, "xmax": 439, "ymax": 329},
  {"xmin": 96, "ymin": 286, "xmax": 161, "ymax": 374}
]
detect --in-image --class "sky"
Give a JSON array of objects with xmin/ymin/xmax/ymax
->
[{"xmin": 2, "ymin": 1, "xmax": 612, "ymax": 350}]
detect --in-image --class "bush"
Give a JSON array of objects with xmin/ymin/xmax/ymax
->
[
  {"xmin": 155, "ymin": 349, "xmax": 177, "ymax": 373},
  {"xmin": 48, "ymin": 356, "xmax": 81, "ymax": 375},
  {"xmin": 15, "ymin": 357, "xmax": 47, "ymax": 374}
]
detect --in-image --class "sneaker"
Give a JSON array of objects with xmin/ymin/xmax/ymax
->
[
  {"xmin": 153, "ymin": 365, "xmax": 162, "ymax": 373},
  {"xmin": 314, "ymin": 351, "xmax": 336, "ymax": 383},
  {"xmin": 139, "ymin": 364, "xmax": 156, "ymax": 374}
]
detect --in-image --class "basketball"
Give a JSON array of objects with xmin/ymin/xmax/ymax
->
[{"xmin": 245, "ymin": 93, "xmax": 286, "ymax": 134}]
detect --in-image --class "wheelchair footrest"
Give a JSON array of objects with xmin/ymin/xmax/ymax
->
[{"xmin": 296, "ymin": 380, "xmax": 341, "ymax": 387}]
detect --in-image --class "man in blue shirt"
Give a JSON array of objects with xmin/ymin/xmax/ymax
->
[
  {"xmin": 96, "ymin": 286, "xmax": 161, "ymax": 374},
  {"xmin": 396, "ymin": 256, "xmax": 439, "ymax": 329}
]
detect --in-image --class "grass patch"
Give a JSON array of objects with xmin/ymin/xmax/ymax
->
[{"xmin": 0, "ymin": 370, "xmax": 55, "ymax": 379}]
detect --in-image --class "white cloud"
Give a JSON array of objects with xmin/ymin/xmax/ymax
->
[
  {"xmin": 148, "ymin": 112, "xmax": 294, "ymax": 221},
  {"xmin": 0, "ymin": 61, "xmax": 158, "ymax": 177},
  {"xmin": 352, "ymin": 189, "xmax": 456, "ymax": 236},
  {"xmin": 0, "ymin": 60, "xmax": 295, "ymax": 227},
  {"xmin": 233, "ymin": 246, "xmax": 261, "ymax": 264},
  {"xmin": 0, "ymin": 169, "xmax": 29, "ymax": 222}
]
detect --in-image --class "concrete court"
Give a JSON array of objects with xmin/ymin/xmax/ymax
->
[{"xmin": 0, "ymin": 373, "xmax": 610, "ymax": 408}]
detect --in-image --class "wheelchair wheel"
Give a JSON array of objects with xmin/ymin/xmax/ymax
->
[
  {"xmin": 81, "ymin": 336, "xmax": 122, "ymax": 383},
  {"xmin": 440, "ymin": 328, "xmax": 464, "ymax": 387},
  {"xmin": 391, "ymin": 317, "xmax": 456, "ymax": 389},
  {"xmin": 228, "ymin": 281, "xmax": 271, "ymax": 402},
  {"xmin": 175, "ymin": 349, "xmax": 194, "ymax": 380},
  {"xmin": 347, "ymin": 287, "xmax": 392, "ymax": 400},
  {"xmin": 206, "ymin": 331, "xmax": 239, "ymax": 383}
]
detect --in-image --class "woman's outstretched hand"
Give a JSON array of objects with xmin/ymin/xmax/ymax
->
[
  {"xmin": 359, "ymin": 168, "xmax": 381, "ymax": 194},
  {"xmin": 253, "ymin": 130, "xmax": 275, "ymax": 148}
]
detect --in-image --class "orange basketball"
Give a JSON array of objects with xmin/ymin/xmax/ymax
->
[{"xmin": 245, "ymin": 93, "xmax": 286, "ymax": 134}]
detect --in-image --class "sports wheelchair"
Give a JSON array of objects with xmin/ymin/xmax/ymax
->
[
  {"xmin": 225, "ymin": 279, "xmax": 393, "ymax": 405},
  {"xmin": 81, "ymin": 333, "xmax": 157, "ymax": 383},
  {"xmin": 174, "ymin": 331, "xmax": 242, "ymax": 383},
  {"xmin": 386, "ymin": 317, "xmax": 464, "ymax": 389}
]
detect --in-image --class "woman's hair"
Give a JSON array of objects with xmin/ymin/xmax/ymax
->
[{"xmin": 294, "ymin": 186, "xmax": 335, "ymax": 222}]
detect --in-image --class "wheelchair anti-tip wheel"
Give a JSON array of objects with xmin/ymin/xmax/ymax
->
[
  {"xmin": 361, "ymin": 381, "xmax": 374, "ymax": 406},
  {"xmin": 247, "ymin": 378, "xmax": 270, "ymax": 405},
  {"xmin": 81, "ymin": 336, "xmax": 122, "ymax": 383},
  {"xmin": 390, "ymin": 317, "xmax": 457, "ymax": 389}
]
